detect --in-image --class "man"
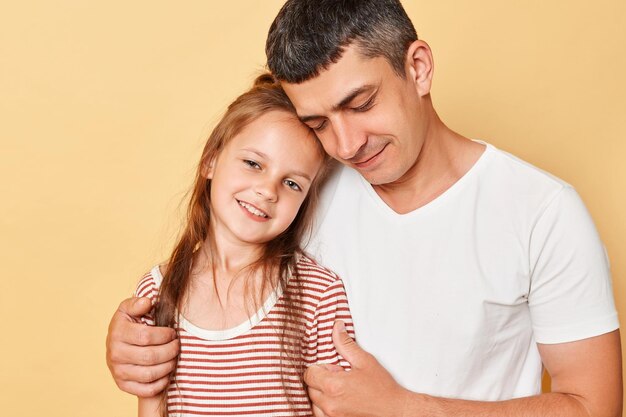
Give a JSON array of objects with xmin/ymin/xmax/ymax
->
[{"xmin": 106, "ymin": 1, "xmax": 622, "ymax": 416}]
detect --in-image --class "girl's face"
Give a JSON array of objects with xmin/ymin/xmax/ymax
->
[{"xmin": 206, "ymin": 110, "xmax": 323, "ymax": 248}]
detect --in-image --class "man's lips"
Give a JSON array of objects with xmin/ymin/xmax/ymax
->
[{"xmin": 353, "ymin": 144, "xmax": 388, "ymax": 168}]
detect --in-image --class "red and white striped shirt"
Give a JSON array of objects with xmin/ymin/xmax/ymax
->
[{"xmin": 134, "ymin": 255, "xmax": 354, "ymax": 417}]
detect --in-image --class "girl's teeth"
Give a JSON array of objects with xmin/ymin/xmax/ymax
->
[{"xmin": 238, "ymin": 201, "xmax": 268, "ymax": 218}]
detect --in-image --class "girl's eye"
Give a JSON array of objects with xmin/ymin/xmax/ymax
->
[
  {"xmin": 284, "ymin": 179, "xmax": 302, "ymax": 191},
  {"xmin": 244, "ymin": 159, "xmax": 261, "ymax": 169}
]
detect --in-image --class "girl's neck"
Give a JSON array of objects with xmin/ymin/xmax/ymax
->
[
  {"xmin": 203, "ymin": 230, "xmax": 265, "ymax": 276},
  {"xmin": 183, "ymin": 234, "xmax": 273, "ymax": 331},
  {"xmin": 199, "ymin": 230, "xmax": 265, "ymax": 271}
]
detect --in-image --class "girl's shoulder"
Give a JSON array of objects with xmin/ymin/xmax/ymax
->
[
  {"xmin": 134, "ymin": 265, "xmax": 164, "ymax": 299},
  {"xmin": 292, "ymin": 254, "xmax": 350, "ymax": 311},
  {"xmin": 294, "ymin": 253, "xmax": 343, "ymax": 287}
]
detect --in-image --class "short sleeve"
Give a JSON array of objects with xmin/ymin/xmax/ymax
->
[
  {"xmin": 133, "ymin": 272, "xmax": 159, "ymax": 326},
  {"xmin": 305, "ymin": 278, "xmax": 355, "ymax": 370},
  {"xmin": 528, "ymin": 185, "xmax": 618, "ymax": 344}
]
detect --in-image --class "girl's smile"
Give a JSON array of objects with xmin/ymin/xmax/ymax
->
[{"xmin": 236, "ymin": 199, "xmax": 271, "ymax": 221}]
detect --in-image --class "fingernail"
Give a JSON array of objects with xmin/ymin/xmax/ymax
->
[{"xmin": 336, "ymin": 320, "xmax": 345, "ymax": 332}]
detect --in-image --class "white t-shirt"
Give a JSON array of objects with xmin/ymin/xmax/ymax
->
[{"xmin": 305, "ymin": 142, "xmax": 618, "ymax": 401}]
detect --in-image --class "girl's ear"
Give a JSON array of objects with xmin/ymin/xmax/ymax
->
[{"xmin": 202, "ymin": 157, "xmax": 216, "ymax": 179}]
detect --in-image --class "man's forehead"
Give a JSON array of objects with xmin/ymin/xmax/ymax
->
[{"xmin": 280, "ymin": 47, "xmax": 390, "ymax": 115}]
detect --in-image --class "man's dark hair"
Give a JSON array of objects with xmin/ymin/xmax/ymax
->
[{"xmin": 266, "ymin": 0, "xmax": 418, "ymax": 83}]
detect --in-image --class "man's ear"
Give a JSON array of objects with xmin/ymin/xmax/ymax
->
[{"xmin": 405, "ymin": 40, "xmax": 434, "ymax": 97}]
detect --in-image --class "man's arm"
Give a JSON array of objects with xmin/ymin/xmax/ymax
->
[
  {"xmin": 138, "ymin": 396, "xmax": 162, "ymax": 417},
  {"xmin": 305, "ymin": 321, "xmax": 622, "ymax": 417},
  {"xmin": 106, "ymin": 297, "xmax": 179, "ymax": 397}
]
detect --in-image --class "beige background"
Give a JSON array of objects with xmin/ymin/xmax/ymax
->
[{"xmin": 1, "ymin": 1, "xmax": 625, "ymax": 415}]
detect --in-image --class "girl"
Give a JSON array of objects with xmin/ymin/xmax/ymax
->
[{"xmin": 135, "ymin": 74, "xmax": 355, "ymax": 417}]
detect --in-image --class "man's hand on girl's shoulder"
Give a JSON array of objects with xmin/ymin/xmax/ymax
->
[{"xmin": 106, "ymin": 296, "xmax": 179, "ymax": 397}]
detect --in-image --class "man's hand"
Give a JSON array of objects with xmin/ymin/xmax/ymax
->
[
  {"xmin": 304, "ymin": 321, "xmax": 409, "ymax": 417},
  {"xmin": 106, "ymin": 297, "xmax": 180, "ymax": 397},
  {"xmin": 306, "ymin": 323, "xmax": 623, "ymax": 417}
]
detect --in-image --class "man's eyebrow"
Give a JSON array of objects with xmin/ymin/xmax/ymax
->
[
  {"xmin": 299, "ymin": 114, "xmax": 324, "ymax": 123},
  {"xmin": 332, "ymin": 84, "xmax": 377, "ymax": 111},
  {"xmin": 299, "ymin": 84, "xmax": 377, "ymax": 123}
]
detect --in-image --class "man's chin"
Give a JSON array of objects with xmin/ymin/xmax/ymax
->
[{"xmin": 357, "ymin": 169, "xmax": 398, "ymax": 186}]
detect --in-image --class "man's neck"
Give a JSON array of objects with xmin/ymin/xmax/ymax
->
[{"xmin": 372, "ymin": 125, "xmax": 485, "ymax": 215}]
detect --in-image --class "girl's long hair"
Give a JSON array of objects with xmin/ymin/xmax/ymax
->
[{"xmin": 154, "ymin": 73, "xmax": 330, "ymax": 415}]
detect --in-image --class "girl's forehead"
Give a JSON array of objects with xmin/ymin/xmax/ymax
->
[
  {"xmin": 231, "ymin": 110, "xmax": 312, "ymax": 147},
  {"xmin": 247, "ymin": 110, "xmax": 302, "ymax": 130}
]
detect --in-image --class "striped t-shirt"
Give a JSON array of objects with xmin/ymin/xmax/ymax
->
[{"xmin": 134, "ymin": 255, "xmax": 354, "ymax": 417}]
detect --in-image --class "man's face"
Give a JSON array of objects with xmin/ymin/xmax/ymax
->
[{"xmin": 282, "ymin": 44, "xmax": 429, "ymax": 186}]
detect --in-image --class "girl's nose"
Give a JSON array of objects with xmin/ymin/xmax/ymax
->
[{"xmin": 254, "ymin": 180, "xmax": 278, "ymax": 203}]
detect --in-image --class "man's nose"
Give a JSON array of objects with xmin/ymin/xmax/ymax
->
[{"xmin": 333, "ymin": 118, "xmax": 367, "ymax": 161}]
